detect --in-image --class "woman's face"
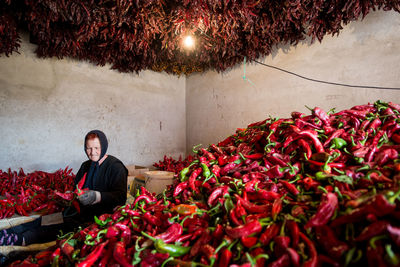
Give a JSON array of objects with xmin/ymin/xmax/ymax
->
[{"xmin": 86, "ymin": 137, "xmax": 101, "ymax": 162}]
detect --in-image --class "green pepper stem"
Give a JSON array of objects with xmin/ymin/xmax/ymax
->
[
  {"xmin": 141, "ymin": 231, "xmax": 156, "ymax": 242},
  {"xmin": 192, "ymin": 144, "xmax": 202, "ymax": 153},
  {"xmin": 161, "ymin": 257, "xmax": 174, "ymax": 267},
  {"xmin": 317, "ymin": 186, "xmax": 328, "ymax": 194},
  {"xmin": 388, "ymin": 187, "xmax": 400, "ymax": 204},
  {"xmin": 385, "ymin": 244, "xmax": 400, "ymax": 266},
  {"xmin": 95, "ymin": 229, "xmax": 108, "ymax": 242},
  {"xmin": 369, "ymin": 235, "xmax": 388, "ymax": 249}
]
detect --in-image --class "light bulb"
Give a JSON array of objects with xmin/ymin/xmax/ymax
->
[{"xmin": 183, "ymin": 35, "xmax": 195, "ymax": 49}]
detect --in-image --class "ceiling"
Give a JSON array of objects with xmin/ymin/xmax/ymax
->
[{"xmin": 1, "ymin": 0, "xmax": 399, "ymax": 75}]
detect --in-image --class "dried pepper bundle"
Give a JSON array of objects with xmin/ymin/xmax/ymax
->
[{"xmin": 1, "ymin": 1, "xmax": 399, "ymax": 74}]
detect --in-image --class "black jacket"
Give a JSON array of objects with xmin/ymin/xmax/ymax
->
[{"xmin": 74, "ymin": 155, "xmax": 128, "ymax": 220}]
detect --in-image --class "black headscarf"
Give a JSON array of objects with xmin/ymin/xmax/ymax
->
[{"xmin": 84, "ymin": 130, "xmax": 108, "ymax": 189}]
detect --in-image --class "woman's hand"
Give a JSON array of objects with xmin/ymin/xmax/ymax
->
[{"xmin": 78, "ymin": 190, "xmax": 101, "ymax": 205}]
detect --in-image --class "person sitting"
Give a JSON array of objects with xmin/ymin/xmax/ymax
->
[{"xmin": 0, "ymin": 130, "xmax": 127, "ymax": 246}]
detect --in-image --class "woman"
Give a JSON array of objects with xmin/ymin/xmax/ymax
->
[
  {"xmin": 0, "ymin": 130, "xmax": 128, "ymax": 246},
  {"xmin": 74, "ymin": 130, "xmax": 127, "ymax": 221}
]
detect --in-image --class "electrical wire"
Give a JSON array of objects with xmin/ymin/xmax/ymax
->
[{"xmin": 251, "ymin": 59, "xmax": 400, "ymax": 91}]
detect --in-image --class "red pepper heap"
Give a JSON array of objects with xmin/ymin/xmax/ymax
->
[
  {"xmin": 11, "ymin": 100, "xmax": 400, "ymax": 267},
  {"xmin": 153, "ymin": 155, "xmax": 195, "ymax": 174},
  {"xmin": 0, "ymin": 167, "xmax": 76, "ymax": 218}
]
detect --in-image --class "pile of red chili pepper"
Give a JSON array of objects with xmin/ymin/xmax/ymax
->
[
  {"xmin": 9, "ymin": 100, "xmax": 400, "ymax": 267},
  {"xmin": 153, "ymin": 155, "xmax": 196, "ymax": 174},
  {"xmin": 0, "ymin": 167, "xmax": 76, "ymax": 218}
]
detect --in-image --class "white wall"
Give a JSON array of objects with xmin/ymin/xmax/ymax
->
[
  {"xmin": 0, "ymin": 34, "xmax": 186, "ymax": 172},
  {"xmin": 186, "ymin": 10, "xmax": 400, "ymax": 152}
]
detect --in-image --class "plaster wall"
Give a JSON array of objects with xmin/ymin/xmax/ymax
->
[
  {"xmin": 0, "ymin": 34, "xmax": 186, "ymax": 172},
  {"xmin": 186, "ymin": 10, "xmax": 400, "ymax": 152}
]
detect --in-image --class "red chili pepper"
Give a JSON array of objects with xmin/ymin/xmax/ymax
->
[
  {"xmin": 271, "ymin": 198, "xmax": 282, "ymax": 221},
  {"xmin": 200, "ymin": 148, "xmax": 216, "ymax": 161},
  {"xmin": 307, "ymin": 160, "xmax": 345, "ymax": 169},
  {"xmin": 77, "ymin": 240, "xmax": 108, "ymax": 267},
  {"xmin": 305, "ymin": 192, "xmax": 338, "ymax": 229},
  {"xmin": 114, "ymin": 222, "xmax": 131, "ymax": 244},
  {"xmin": 374, "ymin": 148, "xmax": 398, "ymax": 165},
  {"xmin": 33, "ymin": 203, "xmax": 48, "ymax": 212},
  {"xmin": 229, "ymin": 208, "xmax": 242, "ymax": 226},
  {"xmin": 54, "ymin": 191, "xmax": 74, "ymax": 201},
  {"xmin": 250, "ymin": 189, "xmax": 281, "ymax": 203},
  {"xmin": 98, "ymin": 242, "xmax": 114, "ymax": 267},
  {"xmin": 211, "ymin": 165, "xmax": 221, "ymax": 178},
  {"xmin": 217, "ymin": 248, "xmax": 232, "ymax": 267},
  {"xmin": 355, "ymin": 220, "xmax": 389, "ymax": 241},
  {"xmin": 243, "ymin": 153, "xmax": 264, "ymax": 160},
  {"xmin": 173, "ymin": 181, "xmax": 188, "ymax": 197},
  {"xmin": 133, "ymin": 194, "xmax": 156, "ymax": 207},
  {"xmin": 225, "ymin": 220, "xmax": 262, "ymax": 239},
  {"xmin": 314, "ymin": 225, "xmax": 348, "ymax": 259},
  {"xmin": 287, "ymin": 220, "xmax": 299, "ymax": 248},
  {"xmin": 286, "ymin": 248, "xmax": 300, "ymax": 267},
  {"xmin": 299, "ymin": 232, "xmax": 317, "ymax": 267},
  {"xmin": 218, "ymin": 156, "xmax": 229, "ymax": 166},
  {"xmin": 189, "ymin": 167, "xmax": 202, "ymax": 194},
  {"xmin": 190, "ymin": 230, "xmax": 212, "ymax": 257},
  {"xmin": 267, "ymin": 153, "xmax": 289, "ymax": 167},
  {"xmin": 155, "ymin": 223, "xmax": 183, "ymax": 243},
  {"xmin": 291, "ymin": 126, "xmax": 324, "ymax": 153},
  {"xmin": 265, "ymin": 165, "xmax": 286, "ymax": 179},
  {"xmin": 274, "ymin": 235, "xmax": 291, "ymax": 258},
  {"xmin": 313, "ymin": 107, "xmax": 331, "ymax": 126},
  {"xmin": 220, "ymin": 162, "xmax": 239, "ymax": 176},
  {"xmin": 300, "ymin": 176, "xmax": 320, "ymax": 190},
  {"xmin": 113, "ymin": 241, "xmax": 133, "ymax": 267},
  {"xmin": 175, "ymin": 233, "xmax": 192, "ymax": 243},
  {"xmin": 76, "ymin": 173, "xmax": 87, "ymax": 195},
  {"xmin": 60, "ymin": 239, "xmax": 75, "ymax": 261},
  {"xmin": 392, "ymin": 133, "xmax": 400, "ymax": 144},
  {"xmin": 207, "ymin": 185, "xmax": 229, "ymax": 207},
  {"xmin": 367, "ymin": 117, "xmax": 382, "ymax": 134},
  {"xmin": 268, "ymin": 254, "xmax": 290, "ymax": 267},
  {"xmin": 280, "ymin": 180, "xmax": 299, "ymax": 195},
  {"xmin": 234, "ymin": 194, "xmax": 270, "ymax": 214},
  {"xmin": 240, "ymin": 236, "xmax": 257, "ymax": 248},
  {"xmin": 297, "ymin": 139, "xmax": 312, "ymax": 159},
  {"xmin": 235, "ymin": 200, "xmax": 246, "ymax": 218},
  {"xmin": 143, "ymin": 211, "xmax": 162, "ymax": 226},
  {"xmin": 105, "ymin": 226, "xmax": 120, "ymax": 239},
  {"xmin": 248, "ymin": 247, "xmax": 266, "ymax": 267},
  {"xmin": 35, "ymin": 250, "xmax": 53, "ymax": 266},
  {"xmin": 317, "ymin": 255, "xmax": 340, "ymax": 267},
  {"xmin": 212, "ymin": 224, "xmax": 224, "ymax": 240}
]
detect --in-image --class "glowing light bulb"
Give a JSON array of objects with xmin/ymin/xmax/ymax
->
[{"xmin": 183, "ymin": 35, "xmax": 195, "ymax": 49}]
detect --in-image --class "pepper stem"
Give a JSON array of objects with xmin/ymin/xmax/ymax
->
[
  {"xmin": 369, "ymin": 235, "xmax": 388, "ymax": 249},
  {"xmin": 192, "ymin": 144, "xmax": 202, "ymax": 154},
  {"xmin": 141, "ymin": 231, "xmax": 156, "ymax": 242},
  {"xmin": 161, "ymin": 257, "xmax": 174, "ymax": 267},
  {"xmin": 387, "ymin": 187, "xmax": 400, "ymax": 204},
  {"xmin": 385, "ymin": 244, "xmax": 400, "ymax": 266}
]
